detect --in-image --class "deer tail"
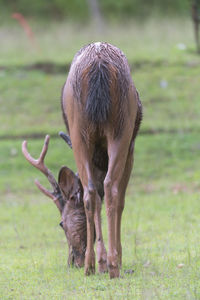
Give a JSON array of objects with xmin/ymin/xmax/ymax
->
[{"xmin": 85, "ymin": 59, "xmax": 111, "ymax": 123}]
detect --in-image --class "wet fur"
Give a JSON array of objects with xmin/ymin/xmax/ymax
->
[{"xmin": 71, "ymin": 43, "xmax": 131, "ymax": 138}]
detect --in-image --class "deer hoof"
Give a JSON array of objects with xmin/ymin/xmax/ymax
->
[
  {"xmin": 98, "ymin": 261, "xmax": 108, "ymax": 273},
  {"xmin": 85, "ymin": 265, "xmax": 95, "ymax": 276},
  {"xmin": 84, "ymin": 252, "xmax": 95, "ymax": 275},
  {"xmin": 108, "ymin": 266, "xmax": 120, "ymax": 279}
]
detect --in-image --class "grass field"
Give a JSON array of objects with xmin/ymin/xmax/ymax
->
[{"xmin": 1, "ymin": 18, "xmax": 200, "ymax": 299}]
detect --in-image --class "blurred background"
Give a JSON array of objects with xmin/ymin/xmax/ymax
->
[
  {"xmin": 1, "ymin": 1, "xmax": 200, "ymax": 298},
  {"xmin": 0, "ymin": 0, "xmax": 199, "ymax": 137}
]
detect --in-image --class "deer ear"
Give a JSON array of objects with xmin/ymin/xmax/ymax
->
[{"xmin": 58, "ymin": 166, "xmax": 79, "ymax": 199}]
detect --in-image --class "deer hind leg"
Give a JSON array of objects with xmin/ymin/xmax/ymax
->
[
  {"xmin": 71, "ymin": 136, "xmax": 96, "ymax": 275},
  {"xmin": 104, "ymin": 138, "xmax": 131, "ymax": 279},
  {"xmin": 116, "ymin": 148, "xmax": 134, "ymax": 267}
]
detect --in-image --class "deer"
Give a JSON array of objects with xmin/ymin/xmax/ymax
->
[
  {"xmin": 22, "ymin": 42, "xmax": 142, "ymax": 279},
  {"xmin": 61, "ymin": 42, "xmax": 142, "ymax": 278}
]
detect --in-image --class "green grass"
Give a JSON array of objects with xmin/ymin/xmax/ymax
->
[{"xmin": 1, "ymin": 18, "xmax": 200, "ymax": 299}]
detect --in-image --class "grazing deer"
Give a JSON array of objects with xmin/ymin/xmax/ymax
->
[
  {"xmin": 22, "ymin": 42, "xmax": 142, "ymax": 279},
  {"xmin": 61, "ymin": 42, "xmax": 142, "ymax": 278}
]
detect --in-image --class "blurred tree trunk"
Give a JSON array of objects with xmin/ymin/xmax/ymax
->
[
  {"xmin": 191, "ymin": 0, "xmax": 200, "ymax": 53},
  {"xmin": 86, "ymin": 0, "xmax": 104, "ymax": 31}
]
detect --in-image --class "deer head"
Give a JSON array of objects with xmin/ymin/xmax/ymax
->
[{"xmin": 22, "ymin": 135, "xmax": 86, "ymax": 267}]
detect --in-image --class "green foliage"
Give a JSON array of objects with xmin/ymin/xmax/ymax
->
[
  {"xmin": 101, "ymin": 0, "xmax": 190, "ymax": 19},
  {"xmin": 0, "ymin": 0, "xmax": 89, "ymax": 20},
  {"xmin": 0, "ymin": 0, "xmax": 191, "ymax": 20}
]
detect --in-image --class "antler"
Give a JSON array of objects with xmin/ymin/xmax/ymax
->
[{"xmin": 22, "ymin": 135, "xmax": 64, "ymax": 213}]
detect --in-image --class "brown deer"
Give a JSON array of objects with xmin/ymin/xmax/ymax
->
[
  {"xmin": 61, "ymin": 42, "xmax": 142, "ymax": 278},
  {"xmin": 22, "ymin": 42, "xmax": 142, "ymax": 279}
]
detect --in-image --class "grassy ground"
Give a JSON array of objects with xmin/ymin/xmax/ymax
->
[{"xmin": 1, "ymin": 18, "xmax": 200, "ymax": 299}]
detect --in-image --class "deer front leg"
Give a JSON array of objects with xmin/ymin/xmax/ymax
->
[
  {"xmin": 70, "ymin": 130, "xmax": 97, "ymax": 276},
  {"xmin": 83, "ymin": 184, "xmax": 96, "ymax": 275}
]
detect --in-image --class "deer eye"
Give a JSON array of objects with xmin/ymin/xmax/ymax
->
[{"xmin": 59, "ymin": 221, "xmax": 64, "ymax": 229}]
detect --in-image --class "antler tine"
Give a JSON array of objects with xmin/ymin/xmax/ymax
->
[
  {"xmin": 39, "ymin": 134, "xmax": 50, "ymax": 164},
  {"xmin": 35, "ymin": 179, "xmax": 62, "ymax": 213},
  {"xmin": 22, "ymin": 135, "xmax": 50, "ymax": 175}
]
